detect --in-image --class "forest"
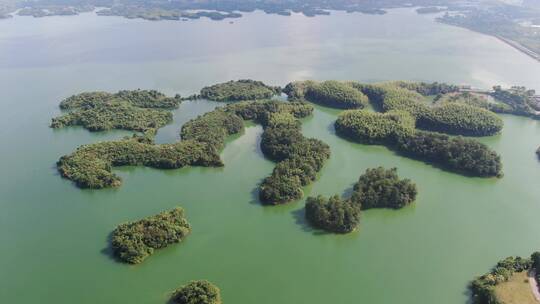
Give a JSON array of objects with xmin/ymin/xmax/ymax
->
[
  {"xmin": 335, "ymin": 110, "xmax": 502, "ymax": 177},
  {"xmin": 171, "ymin": 280, "xmax": 222, "ymax": 304},
  {"xmin": 199, "ymin": 79, "xmax": 281, "ymax": 102},
  {"xmin": 352, "ymin": 82, "xmax": 503, "ymax": 136},
  {"xmin": 305, "ymin": 167, "xmax": 417, "ymax": 233},
  {"xmin": 51, "ymin": 90, "xmax": 182, "ymax": 132},
  {"xmin": 111, "ymin": 207, "xmax": 191, "ymax": 264},
  {"xmin": 284, "ymin": 80, "xmax": 368, "ymax": 109}
]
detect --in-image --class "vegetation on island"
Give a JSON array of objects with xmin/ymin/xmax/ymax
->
[
  {"xmin": 335, "ymin": 110, "xmax": 502, "ymax": 177},
  {"xmin": 437, "ymin": 92, "xmax": 513, "ymax": 114},
  {"xmin": 284, "ymin": 80, "xmax": 368, "ymax": 109},
  {"xmin": 57, "ymin": 106, "xmax": 245, "ymax": 189},
  {"xmin": 350, "ymin": 167, "xmax": 417, "ymax": 209},
  {"xmin": 171, "ymin": 280, "xmax": 222, "ymax": 304},
  {"xmin": 390, "ymin": 81, "xmax": 460, "ymax": 98},
  {"xmin": 491, "ymin": 85, "xmax": 540, "ymax": 118},
  {"xmin": 305, "ymin": 195, "xmax": 361, "ymax": 233},
  {"xmin": 111, "ymin": 207, "xmax": 191, "ymax": 264},
  {"xmin": 199, "ymin": 79, "xmax": 281, "ymax": 102},
  {"xmin": 51, "ymin": 90, "xmax": 182, "ymax": 132},
  {"xmin": 223, "ymin": 100, "xmax": 330, "ymax": 204},
  {"xmin": 305, "ymin": 167, "xmax": 417, "ymax": 233},
  {"xmin": 471, "ymin": 253, "xmax": 540, "ymax": 304},
  {"xmin": 352, "ymin": 82, "xmax": 503, "ymax": 136}
]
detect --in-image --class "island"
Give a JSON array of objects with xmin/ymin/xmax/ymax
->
[
  {"xmin": 111, "ymin": 207, "xmax": 191, "ymax": 264},
  {"xmin": 335, "ymin": 110, "xmax": 502, "ymax": 177},
  {"xmin": 171, "ymin": 280, "xmax": 222, "ymax": 304},
  {"xmin": 198, "ymin": 79, "xmax": 281, "ymax": 102},
  {"xmin": 51, "ymin": 90, "xmax": 181, "ymax": 132},
  {"xmin": 284, "ymin": 80, "xmax": 368, "ymax": 109},
  {"xmin": 305, "ymin": 167, "xmax": 417, "ymax": 233},
  {"xmin": 471, "ymin": 252, "xmax": 540, "ymax": 304}
]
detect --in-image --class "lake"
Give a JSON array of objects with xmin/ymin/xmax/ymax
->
[{"xmin": 1, "ymin": 8, "xmax": 540, "ymax": 304}]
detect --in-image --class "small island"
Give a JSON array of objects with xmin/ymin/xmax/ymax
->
[
  {"xmin": 51, "ymin": 90, "xmax": 181, "ymax": 132},
  {"xmin": 305, "ymin": 167, "xmax": 417, "ymax": 233},
  {"xmin": 284, "ymin": 80, "xmax": 368, "ymax": 109},
  {"xmin": 111, "ymin": 207, "xmax": 191, "ymax": 264},
  {"xmin": 471, "ymin": 252, "xmax": 540, "ymax": 304},
  {"xmin": 171, "ymin": 280, "xmax": 222, "ymax": 304},
  {"xmin": 198, "ymin": 79, "xmax": 281, "ymax": 102}
]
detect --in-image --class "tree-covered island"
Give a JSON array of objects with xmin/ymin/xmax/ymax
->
[
  {"xmin": 335, "ymin": 110, "xmax": 502, "ymax": 177},
  {"xmin": 305, "ymin": 167, "xmax": 417, "ymax": 233},
  {"xmin": 51, "ymin": 90, "xmax": 182, "ymax": 132},
  {"xmin": 198, "ymin": 79, "xmax": 281, "ymax": 102},
  {"xmin": 111, "ymin": 207, "xmax": 191, "ymax": 264},
  {"xmin": 284, "ymin": 80, "xmax": 368, "ymax": 109},
  {"xmin": 171, "ymin": 280, "xmax": 222, "ymax": 304},
  {"xmin": 471, "ymin": 252, "xmax": 540, "ymax": 304}
]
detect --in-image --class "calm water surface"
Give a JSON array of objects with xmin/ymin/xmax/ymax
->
[{"xmin": 1, "ymin": 8, "xmax": 540, "ymax": 304}]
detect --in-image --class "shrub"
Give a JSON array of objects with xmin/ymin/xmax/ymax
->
[
  {"xmin": 181, "ymin": 109, "xmax": 244, "ymax": 150},
  {"xmin": 305, "ymin": 195, "xmax": 361, "ymax": 233},
  {"xmin": 350, "ymin": 167, "xmax": 417, "ymax": 209},
  {"xmin": 59, "ymin": 90, "xmax": 181, "ymax": 109},
  {"xmin": 171, "ymin": 280, "xmax": 222, "ymax": 304},
  {"xmin": 111, "ymin": 207, "xmax": 191, "ymax": 264},
  {"xmin": 199, "ymin": 79, "xmax": 281, "ymax": 102}
]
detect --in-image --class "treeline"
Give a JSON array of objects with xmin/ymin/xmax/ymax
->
[
  {"xmin": 352, "ymin": 82, "xmax": 503, "ymax": 136},
  {"xmin": 51, "ymin": 90, "xmax": 182, "ymax": 132},
  {"xmin": 305, "ymin": 167, "xmax": 417, "ymax": 233},
  {"xmin": 283, "ymin": 80, "xmax": 368, "ymax": 109},
  {"xmin": 171, "ymin": 280, "xmax": 222, "ymax": 304},
  {"xmin": 199, "ymin": 79, "xmax": 281, "ymax": 102},
  {"xmin": 471, "ymin": 253, "xmax": 540, "ymax": 304},
  {"xmin": 335, "ymin": 110, "xmax": 502, "ymax": 177},
  {"xmin": 111, "ymin": 207, "xmax": 191, "ymax": 264}
]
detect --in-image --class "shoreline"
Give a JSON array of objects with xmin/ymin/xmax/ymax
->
[{"xmin": 494, "ymin": 35, "xmax": 540, "ymax": 62}]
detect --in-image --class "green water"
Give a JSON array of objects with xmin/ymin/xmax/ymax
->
[{"xmin": 1, "ymin": 8, "xmax": 540, "ymax": 304}]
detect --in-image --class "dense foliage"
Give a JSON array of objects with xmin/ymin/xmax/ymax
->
[
  {"xmin": 51, "ymin": 101, "xmax": 173, "ymax": 132},
  {"xmin": 111, "ymin": 207, "xmax": 191, "ymax": 264},
  {"xmin": 59, "ymin": 90, "xmax": 182, "ymax": 109},
  {"xmin": 335, "ymin": 110, "xmax": 415, "ymax": 144},
  {"xmin": 258, "ymin": 111, "xmax": 330, "ymax": 204},
  {"xmin": 350, "ymin": 167, "xmax": 417, "ymax": 209},
  {"xmin": 396, "ymin": 131, "xmax": 502, "ymax": 177},
  {"xmin": 353, "ymin": 82, "xmax": 503, "ymax": 136},
  {"xmin": 57, "ymin": 99, "xmax": 317, "ymax": 189},
  {"xmin": 305, "ymin": 195, "xmax": 361, "ymax": 233},
  {"xmin": 181, "ymin": 109, "xmax": 244, "ymax": 150},
  {"xmin": 335, "ymin": 110, "xmax": 502, "ymax": 177},
  {"xmin": 284, "ymin": 80, "xmax": 368, "ymax": 109},
  {"xmin": 172, "ymin": 280, "xmax": 221, "ymax": 304},
  {"xmin": 57, "ymin": 134, "xmax": 222, "ymax": 188},
  {"xmin": 419, "ymin": 103, "xmax": 503, "ymax": 136},
  {"xmin": 471, "ymin": 255, "xmax": 534, "ymax": 304},
  {"xmin": 52, "ymin": 90, "xmax": 181, "ymax": 132},
  {"xmin": 199, "ymin": 79, "xmax": 281, "ymax": 102}
]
